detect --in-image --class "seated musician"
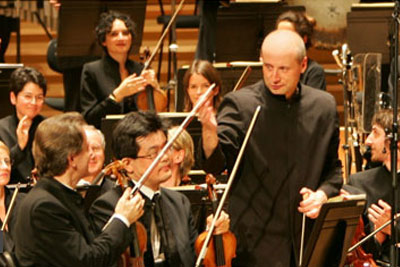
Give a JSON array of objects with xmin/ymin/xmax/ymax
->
[
  {"xmin": 0, "ymin": 67, "xmax": 46, "ymax": 184},
  {"xmin": 160, "ymin": 126, "xmax": 195, "ymax": 187},
  {"xmin": 13, "ymin": 112, "xmax": 144, "ymax": 267},
  {"xmin": 343, "ymin": 109, "xmax": 400, "ymax": 264},
  {"xmin": 0, "ymin": 141, "xmax": 24, "ymax": 252},
  {"xmin": 89, "ymin": 111, "xmax": 230, "ymax": 267},
  {"xmin": 183, "ymin": 60, "xmax": 221, "ymax": 112},
  {"xmin": 77, "ymin": 125, "xmax": 114, "ymax": 192},
  {"xmin": 81, "ymin": 10, "xmax": 161, "ymax": 128},
  {"xmin": 276, "ymin": 10, "xmax": 327, "ymax": 90}
]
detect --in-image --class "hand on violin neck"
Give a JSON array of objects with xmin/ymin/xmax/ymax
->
[
  {"xmin": 298, "ymin": 188, "xmax": 327, "ymax": 219},
  {"xmin": 115, "ymin": 187, "xmax": 145, "ymax": 225},
  {"xmin": 206, "ymin": 211, "xmax": 231, "ymax": 235},
  {"xmin": 141, "ymin": 69, "xmax": 160, "ymax": 90}
]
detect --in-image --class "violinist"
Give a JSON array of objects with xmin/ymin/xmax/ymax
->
[
  {"xmin": 197, "ymin": 30, "xmax": 342, "ymax": 267},
  {"xmin": 183, "ymin": 60, "xmax": 221, "ymax": 112},
  {"xmin": 90, "ymin": 111, "xmax": 230, "ymax": 267},
  {"xmin": 81, "ymin": 11, "xmax": 161, "ymax": 129},
  {"xmin": 344, "ymin": 109, "xmax": 400, "ymax": 264},
  {"xmin": 0, "ymin": 141, "xmax": 24, "ymax": 252},
  {"xmin": 0, "ymin": 67, "xmax": 46, "ymax": 184},
  {"xmin": 13, "ymin": 112, "xmax": 145, "ymax": 267}
]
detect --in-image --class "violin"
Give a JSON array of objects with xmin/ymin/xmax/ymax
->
[
  {"xmin": 104, "ymin": 161, "xmax": 148, "ymax": 267},
  {"xmin": 195, "ymin": 174, "xmax": 236, "ymax": 267},
  {"xmin": 132, "ymin": 1, "xmax": 186, "ymax": 112},
  {"xmin": 345, "ymin": 217, "xmax": 377, "ymax": 267}
]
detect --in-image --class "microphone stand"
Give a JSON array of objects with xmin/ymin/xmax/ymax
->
[{"xmin": 390, "ymin": 1, "xmax": 400, "ymax": 266}]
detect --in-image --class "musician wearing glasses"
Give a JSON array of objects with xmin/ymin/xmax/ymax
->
[
  {"xmin": 90, "ymin": 111, "xmax": 230, "ymax": 267},
  {"xmin": 0, "ymin": 67, "xmax": 46, "ymax": 184}
]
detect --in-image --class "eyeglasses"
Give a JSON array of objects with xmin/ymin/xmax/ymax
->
[
  {"xmin": 136, "ymin": 146, "xmax": 172, "ymax": 160},
  {"xmin": 20, "ymin": 93, "xmax": 45, "ymax": 104},
  {"xmin": 0, "ymin": 158, "xmax": 12, "ymax": 167}
]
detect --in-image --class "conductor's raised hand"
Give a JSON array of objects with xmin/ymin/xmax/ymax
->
[
  {"xmin": 115, "ymin": 188, "xmax": 145, "ymax": 225},
  {"xmin": 198, "ymin": 97, "xmax": 218, "ymax": 158},
  {"xmin": 112, "ymin": 73, "xmax": 147, "ymax": 102}
]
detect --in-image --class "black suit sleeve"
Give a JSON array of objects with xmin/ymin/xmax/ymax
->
[
  {"xmin": 80, "ymin": 64, "xmax": 122, "ymax": 128},
  {"xmin": 32, "ymin": 199, "xmax": 130, "ymax": 267}
]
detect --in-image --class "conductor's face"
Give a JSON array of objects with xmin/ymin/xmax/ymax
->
[
  {"xmin": 102, "ymin": 19, "xmax": 132, "ymax": 56},
  {"xmin": 260, "ymin": 30, "xmax": 307, "ymax": 99}
]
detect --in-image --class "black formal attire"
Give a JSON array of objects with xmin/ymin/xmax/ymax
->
[
  {"xmin": 0, "ymin": 113, "xmax": 44, "ymax": 184},
  {"xmin": 347, "ymin": 166, "xmax": 400, "ymax": 263},
  {"xmin": 198, "ymin": 80, "xmax": 343, "ymax": 267},
  {"xmin": 2, "ymin": 186, "xmax": 24, "ymax": 252},
  {"xmin": 80, "ymin": 54, "xmax": 143, "ymax": 128},
  {"xmin": 90, "ymin": 185, "xmax": 197, "ymax": 267},
  {"xmin": 301, "ymin": 58, "xmax": 326, "ymax": 91},
  {"xmin": 14, "ymin": 177, "xmax": 132, "ymax": 267}
]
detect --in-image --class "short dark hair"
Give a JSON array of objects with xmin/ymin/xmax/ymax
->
[
  {"xmin": 33, "ymin": 112, "xmax": 87, "ymax": 178},
  {"xmin": 276, "ymin": 11, "xmax": 315, "ymax": 49},
  {"xmin": 183, "ymin": 60, "xmax": 222, "ymax": 111},
  {"xmin": 10, "ymin": 67, "xmax": 47, "ymax": 96},
  {"xmin": 95, "ymin": 10, "xmax": 136, "ymax": 54},
  {"xmin": 372, "ymin": 109, "xmax": 400, "ymax": 136},
  {"xmin": 112, "ymin": 111, "xmax": 168, "ymax": 160}
]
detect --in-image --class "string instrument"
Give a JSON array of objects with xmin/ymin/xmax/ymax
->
[
  {"xmin": 132, "ymin": 0, "xmax": 186, "ymax": 112},
  {"xmin": 195, "ymin": 174, "xmax": 236, "ymax": 267},
  {"xmin": 345, "ymin": 217, "xmax": 377, "ymax": 267},
  {"xmin": 195, "ymin": 106, "xmax": 261, "ymax": 267},
  {"xmin": 99, "ymin": 161, "xmax": 147, "ymax": 267},
  {"xmin": 1, "ymin": 183, "xmax": 20, "ymax": 232},
  {"xmin": 232, "ymin": 65, "xmax": 252, "ymax": 92},
  {"xmin": 136, "ymin": 47, "xmax": 168, "ymax": 112}
]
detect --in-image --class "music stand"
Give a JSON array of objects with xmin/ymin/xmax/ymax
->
[{"xmin": 301, "ymin": 197, "xmax": 366, "ymax": 267}]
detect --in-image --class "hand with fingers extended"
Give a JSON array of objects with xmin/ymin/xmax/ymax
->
[
  {"xmin": 198, "ymin": 97, "xmax": 218, "ymax": 159},
  {"xmin": 298, "ymin": 188, "xmax": 328, "ymax": 219},
  {"xmin": 141, "ymin": 69, "xmax": 160, "ymax": 90},
  {"xmin": 112, "ymin": 73, "xmax": 147, "ymax": 102},
  {"xmin": 16, "ymin": 115, "xmax": 33, "ymax": 150},
  {"xmin": 368, "ymin": 199, "xmax": 392, "ymax": 244},
  {"xmin": 115, "ymin": 188, "xmax": 145, "ymax": 225}
]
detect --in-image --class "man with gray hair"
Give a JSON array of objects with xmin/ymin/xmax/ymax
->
[{"xmin": 197, "ymin": 30, "xmax": 343, "ymax": 266}]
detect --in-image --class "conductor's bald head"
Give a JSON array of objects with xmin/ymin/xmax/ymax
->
[{"xmin": 259, "ymin": 30, "xmax": 307, "ymax": 99}]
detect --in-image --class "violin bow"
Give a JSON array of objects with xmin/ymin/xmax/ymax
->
[
  {"xmin": 348, "ymin": 213, "xmax": 400, "ymax": 253},
  {"xmin": 232, "ymin": 65, "xmax": 252, "ymax": 92},
  {"xmin": 141, "ymin": 0, "xmax": 185, "ymax": 73},
  {"xmin": 195, "ymin": 105, "xmax": 262, "ymax": 267},
  {"xmin": 1, "ymin": 183, "xmax": 20, "ymax": 232},
  {"xmin": 131, "ymin": 83, "xmax": 216, "ymax": 195}
]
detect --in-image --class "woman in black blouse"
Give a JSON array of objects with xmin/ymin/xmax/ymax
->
[{"xmin": 81, "ymin": 11, "xmax": 160, "ymax": 128}]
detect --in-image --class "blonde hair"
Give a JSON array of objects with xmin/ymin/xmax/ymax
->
[{"xmin": 168, "ymin": 127, "xmax": 194, "ymax": 178}]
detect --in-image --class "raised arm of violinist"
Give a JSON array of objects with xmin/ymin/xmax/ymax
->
[
  {"xmin": 198, "ymin": 98, "xmax": 219, "ymax": 159},
  {"xmin": 368, "ymin": 199, "xmax": 392, "ymax": 244},
  {"xmin": 298, "ymin": 187, "xmax": 328, "ymax": 219}
]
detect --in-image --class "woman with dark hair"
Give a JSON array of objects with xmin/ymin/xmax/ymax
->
[
  {"xmin": 0, "ymin": 66, "xmax": 46, "ymax": 184},
  {"xmin": 276, "ymin": 11, "xmax": 327, "ymax": 90},
  {"xmin": 81, "ymin": 10, "xmax": 160, "ymax": 128},
  {"xmin": 183, "ymin": 60, "xmax": 221, "ymax": 112}
]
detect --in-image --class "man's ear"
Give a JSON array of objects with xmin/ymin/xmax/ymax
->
[
  {"xmin": 300, "ymin": 56, "xmax": 308, "ymax": 74},
  {"xmin": 10, "ymin": 91, "xmax": 16, "ymax": 105},
  {"xmin": 121, "ymin": 157, "xmax": 135, "ymax": 173},
  {"xmin": 68, "ymin": 154, "xmax": 76, "ymax": 169}
]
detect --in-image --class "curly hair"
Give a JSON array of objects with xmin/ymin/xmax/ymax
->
[{"xmin": 95, "ymin": 10, "xmax": 136, "ymax": 54}]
